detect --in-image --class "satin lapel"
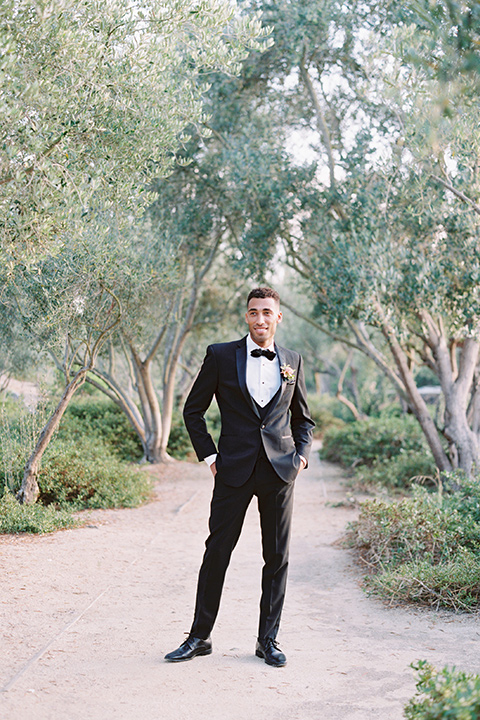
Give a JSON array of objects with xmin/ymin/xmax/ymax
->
[{"xmin": 236, "ymin": 339, "xmax": 261, "ymax": 419}]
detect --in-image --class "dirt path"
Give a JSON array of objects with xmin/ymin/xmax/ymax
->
[{"xmin": 1, "ymin": 447, "xmax": 479, "ymax": 720}]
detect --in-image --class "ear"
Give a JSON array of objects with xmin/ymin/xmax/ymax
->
[{"xmin": 277, "ymin": 311, "xmax": 283, "ymax": 323}]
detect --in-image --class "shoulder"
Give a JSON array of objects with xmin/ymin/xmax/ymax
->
[
  {"xmin": 207, "ymin": 337, "xmax": 246, "ymax": 357},
  {"xmin": 276, "ymin": 343, "xmax": 301, "ymax": 365}
]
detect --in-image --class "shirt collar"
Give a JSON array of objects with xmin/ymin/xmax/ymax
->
[{"xmin": 247, "ymin": 334, "xmax": 275, "ymax": 354}]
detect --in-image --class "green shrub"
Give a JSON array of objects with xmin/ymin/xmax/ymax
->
[
  {"xmin": 309, "ymin": 394, "xmax": 359, "ymax": 423},
  {"xmin": 59, "ymin": 396, "xmax": 143, "ymax": 461},
  {"xmin": 372, "ymin": 551, "xmax": 480, "ymax": 611},
  {"xmin": 167, "ymin": 410, "xmax": 194, "ymax": 460},
  {"xmin": 63, "ymin": 393, "xmax": 195, "ymax": 461},
  {"xmin": 306, "ymin": 395, "xmax": 347, "ymax": 437},
  {"xmin": 443, "ymin": 472, "xmax": 480, "ymax": 525},
  {"xmin": 354, "ymin": 451, "xmax": 437, "ymax": 490},
  {"xmin": 0, "ymin": 398, "xmax": 50, "ymax": 495},
  {"xmin": 38, "ymin": 437, "xmax": 152, "ymax": 510},
  {"xmin": 405, "ymin": 661, "xmax": 480, "ymax": 719},
  {"xmin": 321, "ymin": 415, "xmax": 428, "ymax": 468},
  {"xmin": 348, "ymin": 486, "xmax": 480, "ymax": 569},
  {"xmin": 205, "ymin": 400, "xmax": 221, "ymax": 439},
  {"xmin": 0, "ymin": 492, "xmax": 76, "ymax": 534},
  {"xmin": 0, "ymin": 396, "xmax": 153, "ymax": 533},
  {"xmin": 347, "ymin": 474, "xmax": 480, "ymax": 610}
]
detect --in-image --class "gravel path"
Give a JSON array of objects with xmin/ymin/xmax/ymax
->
[{"xmin": 1, "ymin": 447, "xmax": 479, "ymax": 720}]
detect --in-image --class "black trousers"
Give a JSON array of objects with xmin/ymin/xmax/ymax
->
[{"xmin": 190, "ymin": 446, "xmax": 295, "ymax": 641}]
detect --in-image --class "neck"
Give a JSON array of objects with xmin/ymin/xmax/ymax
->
[{"xmin": 249, "ymin": 333, "xmax": 275, "ymax": 349}]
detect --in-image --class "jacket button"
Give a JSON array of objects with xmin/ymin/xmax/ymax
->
[{"xmin": 261, "ymin": 424, "xmax": 265, "ymax": 429}]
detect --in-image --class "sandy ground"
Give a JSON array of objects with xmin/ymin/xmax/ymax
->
[{"xmin": 1, "ymin": 446, "xmax": 480, "ymax": 720}]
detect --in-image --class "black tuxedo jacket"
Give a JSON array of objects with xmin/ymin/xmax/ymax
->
[{"xmin": 183, "ymin": 336, "xmax": 315, "ymax": 486}]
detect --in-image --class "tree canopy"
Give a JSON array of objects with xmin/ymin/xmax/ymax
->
[{"xmin": 0, "ymin": 0, "xmax": 271, "ymax": 263}]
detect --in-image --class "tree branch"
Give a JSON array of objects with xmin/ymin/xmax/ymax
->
[
  {"xmin": 336, "ymin": 350, "xmax": 365, "ymax": 420},
  {"xmin": 299, "ymin": 44, "xmax": 336, "ymax": 191},
  {"xmin": 430, "ymin": 174, "xmax": 480, "ymax": 216}
]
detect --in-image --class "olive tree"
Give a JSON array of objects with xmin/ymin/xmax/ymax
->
[
  {"xmin": 1, "ymin": 0, "xmax": 272, "ymax": 502},
  {"xmin": 5, "ymin": 216, "xmax": 174, "ymax": 502},
  {"xmin": 281, "ymin": 3, "xmax": 480, "ymax": 475},
  {"xmin": 81, "ymin": 91, "xmax": 310, "ymax": 463},
  {"xmin": 0, "ymin": 0, "xmax": 271, "ymax": 262},
  {"xmin": 218, "ymin": 0, "xmax": 480, "ymax": 475}
]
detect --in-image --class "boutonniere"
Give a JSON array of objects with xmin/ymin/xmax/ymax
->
[{"xmin": 280, "ymin": 364, "xmax": 296, "ymax": 384}]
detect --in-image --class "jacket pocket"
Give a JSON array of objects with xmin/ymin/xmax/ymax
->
[{"xmin": 279, "ymin": 435, "xmax": 295, "ymax": 452}]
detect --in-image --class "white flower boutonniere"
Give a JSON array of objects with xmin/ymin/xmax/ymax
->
[{"xmin": 280, "ymin": 363, "xmax": 296, "ymax": 384}]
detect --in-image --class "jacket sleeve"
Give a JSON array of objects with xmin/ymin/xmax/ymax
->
[
  {"xmin": 183, "ymin": 345, "xmax": 219, "ymax": 462},
  {"xmin": 290, "ymin": 354, "xmax": 315, "ymax": 465}
]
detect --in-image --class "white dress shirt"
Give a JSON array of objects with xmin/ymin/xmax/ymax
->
[{"xmin": 245, "ymin": 334, "xmax": 281, "ymax": 406}]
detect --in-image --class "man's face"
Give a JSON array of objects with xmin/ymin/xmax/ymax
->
[{"xmin": 245, "ymin": 297, "xmax": 282, "ymax": 347}]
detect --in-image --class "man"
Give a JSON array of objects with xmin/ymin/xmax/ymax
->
[{"xmin": 165, "ymin": 287, "xmax": 314, "ymax": 667}]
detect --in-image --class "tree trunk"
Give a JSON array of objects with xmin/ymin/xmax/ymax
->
[
  {"xmin": 439, "ymin": 338, "xmax": 480, "ymax": 474},
  {"xmin": 17, "ymin": 368, "xmax": 88, "ymax": 504},
  {"xmin": 381, "ymin": 324, "xmax": 453, "ymax": 473},
  {"xmin": 335, "ymin": 350, "xmax": 367, "ymax": 421},
  {"xmin": 159, "ymin": 372, "xmax": 176, "ymax": 462},
  {"xmin": 135, "ymin": 358, "xmax": 163, "ymax": 463}
]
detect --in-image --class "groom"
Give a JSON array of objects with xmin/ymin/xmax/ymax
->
[{"xmin": 165, "ymin": 287, "xmax": 314, "ymax": 667}]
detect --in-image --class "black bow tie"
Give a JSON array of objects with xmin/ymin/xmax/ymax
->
[{"xmin": 250, "ymin": 348, "xmax": 276, "ymax": 361}]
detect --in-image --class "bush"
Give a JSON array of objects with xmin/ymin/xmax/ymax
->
[
  {"xmin": 321, "ymin": 414, "xmax": 436, "ymax": 490},
  {"xmin": 38, "ymin": 437, "xmax": 153, "ymax": 510},
  {"xmin": 0, "ymin": 393, "xmax": 155, "ymax": 535},
  {"xmin": 167, "ymin": 410, "xmax": 193, "ymax": 460},
  {"xmin": 63, "ymin": 394, "xmax": 195, "ymax": 461},
  {"xmin": 354, "ymin": 451, "xmax": 437, "ymax": 490},
  {"xmin": 321, "ymin": 415, "xmax": 428, "ymax": 468},
  {"xmin": 0, "ymin": 397, "xmax": 153, "ymax": 527},
  {"xmin": 306, "ymin": 395, "xmax": 347, "ymax": 437},
  {"xmin": 0, "ymin": 492, "xmax": 76, "ymax": 534},
  {"xmin": 348, "ymin": 487, "xmax": 479, "ymax": 569},
  {"xmin": 0, "ymin": 398, "xmax": 50, "ymax": 495},
  {"xmin": 372, "ymin": 551, "xmax": 480, "ymax": 611},
  {"xmin": 405, "ymin": 661, "xmax": 480, "ymax": 719},
  {"xmin": 347, "ymin": 474, "xmax": 480, "ymax": 610},
  {"xmin": 59, "ymin": 396, "xmax": 143, "ymax": 461}
]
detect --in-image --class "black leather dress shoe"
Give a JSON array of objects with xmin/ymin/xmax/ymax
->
[
  {"xmin": 255, "ymin": 637, "xmax": 287, "ymax": 667},
  {"xmin": 164, "ymin": 635, "xmax": 212, "ymax": 662}
]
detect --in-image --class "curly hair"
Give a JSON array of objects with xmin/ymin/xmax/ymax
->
[{"xmin": 246, "ymin": 287, "xmax": 280, "ymax": 306}]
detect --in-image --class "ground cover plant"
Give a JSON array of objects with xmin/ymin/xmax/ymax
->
[
  {"xmin": 347, "ymin": 474, "xmax": 480, "ymax": 610},
  {"xmin": 57, "ymin": 396, "xmax": 144, "ymax": 461},
  {"xmin": 0, "ymin": 394, "xmax": 156, "ymax": 533},
  {"xmin": 405, "ymin": 661, "xmax": 480, "ymax": 719},
  {"xmin": 321, "ymin": 415, "xmax": 436, "ymax": 490},
  {"xmin": 304, "ymin": 395, "xmax": 347, "ymax": 439},
  {"xmin": 0, "ymin": 492, "xmax": 77, "ymax": 534},
  {"xmin": 37, "ymin": 437, "xmax": 153, "ymax": 511}
]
